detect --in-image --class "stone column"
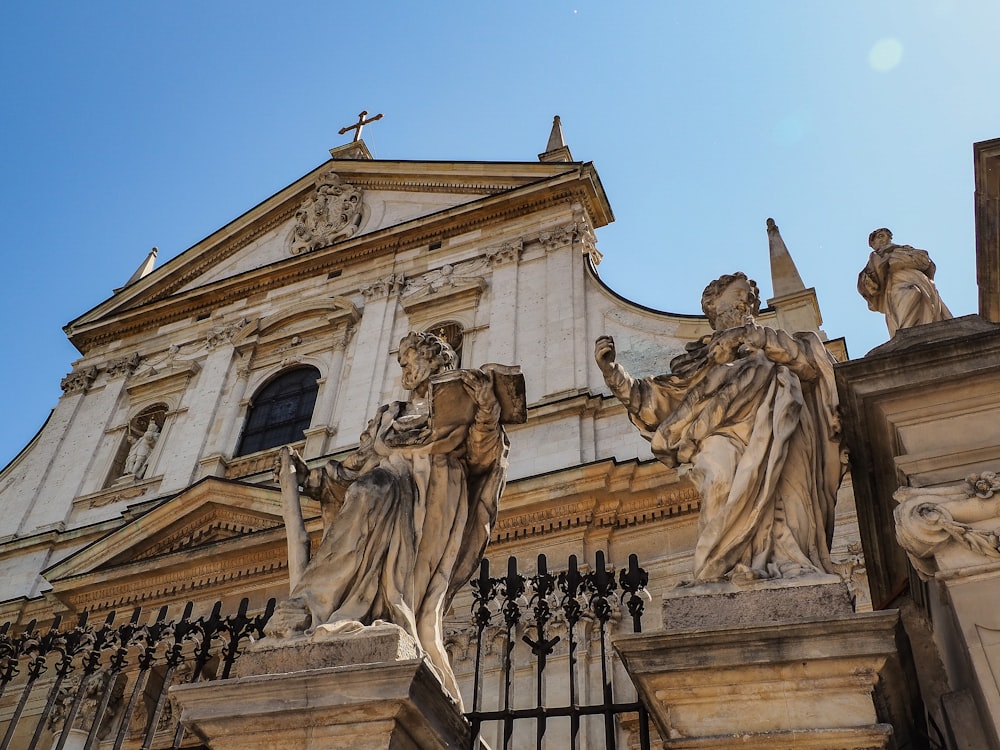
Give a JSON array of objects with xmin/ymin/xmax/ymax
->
[
  {"xmin": 171, "ymin": 626, "xmax": 470, "ymax": 750},
  {"xmin": 614, "ymin": 582, "xmax": 907, "ymax": 749},
  {"xmin": 217, "ymin": 352, "xmax": 253, "ymax": 456},
  {"xmin": 338, "ymin": 274, "xmax": 402, "ymax": 440},
  {"xmin": 303, "ymin": 324, "xmax": 352, "ymax": 457},
  {"xmin": 486, "ymin": 240, "xmax": 521, "ymax": 365}
]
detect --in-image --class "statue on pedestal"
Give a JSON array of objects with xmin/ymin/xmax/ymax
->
[
  {"xmin": 123, "ymin": 421, "xmax": 159, "ymax": 479},
  {"xmin": 596, "ymin": 272, "xmax": 844, "ymax": 584},
  {"xmin": 857, "ymin": 227, "xmax": 953, "ymax": 337},
  {"xmin": 267, "ymin": 331, "xmax": 523, "ymax": 706}
]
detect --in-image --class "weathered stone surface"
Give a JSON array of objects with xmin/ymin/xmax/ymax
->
[
  {"xmin": 615, "ymin": 603, "xmax": 901, "ymax": 749},
  {"xmin": 172, "ymin": 657, "xmax": 470, "ymax": 750},
  {"xmin": 662, "ymin": 578, "xmax": 853, "ymax": 630},
  {"xmin": 234, "ymin": 622, "xmax": 420, "ymax": 678}
]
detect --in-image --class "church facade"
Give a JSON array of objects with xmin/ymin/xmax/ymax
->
[{"xmin": 2, "ymin": 122, "xmax": 996, "ymax": 748}]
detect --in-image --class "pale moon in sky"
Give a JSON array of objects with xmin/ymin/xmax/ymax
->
[{"xmin": 869, "ymin": 38, "xmax": 904, "ymax": 72}]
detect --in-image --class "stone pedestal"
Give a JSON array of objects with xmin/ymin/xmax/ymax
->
[
  {"xmin": 614, "ymin": 582, "xmax": 904, "ymax": 750},
  {"xmin": 170, "ymin": 626, "xmax": 470, "ymax": 750}
]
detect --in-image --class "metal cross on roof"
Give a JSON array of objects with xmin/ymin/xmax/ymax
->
[{"xmin": 338, "ymin": 110, "xmax": 383, "ymax": 142}]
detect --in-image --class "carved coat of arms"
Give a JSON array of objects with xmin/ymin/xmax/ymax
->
[{"xmin": 290, "ymin": 171, "xmax": 365, "ymax": 254}]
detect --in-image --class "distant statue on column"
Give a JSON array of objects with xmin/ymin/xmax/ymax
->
[{"xmin": 857, "ymin": 227, "xmax": 953, "ymax": 336}]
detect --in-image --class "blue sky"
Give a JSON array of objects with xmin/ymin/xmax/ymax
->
[{"xmin": 1, "ymin": 1, "xmax": 997, "ymax": 466}]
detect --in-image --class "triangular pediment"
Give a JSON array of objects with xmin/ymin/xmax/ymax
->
[
  {"xmin": 43, "ymin": 477, "xmax": 321, "ymax": 613},
  {"xmin": 64, "ymin": 156, "xmax": 610, "ymax": 354}
]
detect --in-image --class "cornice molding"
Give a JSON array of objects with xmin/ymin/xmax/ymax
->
[{"xmin": 66, "ymin": 174, "xmax": 602, "ymax": 354}]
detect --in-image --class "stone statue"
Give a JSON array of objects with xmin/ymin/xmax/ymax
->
[
  {"xmin": 595, "ymin": 272, "xmax": 844, "ymax": 584},
  {"xmin": 123, "ymin": 421, "xmax": 159, "ymax": 478},
  {"xmin": 857, "ymin": 227, "xmax": 953, "ymax": 337},
  {"xmin": 266, "ymin": 331, "xmax": 522, "ymax": 706},
  {"xmin": 894, "ymin": 472, "xmax": 1000, "ymax": 579}
]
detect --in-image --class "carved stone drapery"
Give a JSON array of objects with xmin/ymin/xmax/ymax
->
[
  {"xmin": 289, "ymin": 171, "xmax": 366, "ymax": 255},
  {"xmin": 60, "ymin": 366, "xmax": 99, "ymax": 395},
  {"xmin": 894, "ymin": 472, "xmax": 1000, "ymax": 579}
]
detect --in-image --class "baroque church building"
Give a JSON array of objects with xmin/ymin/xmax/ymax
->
[{"xmin": 1, "ymin": 122, "xmax": 999, "ymax": 749}]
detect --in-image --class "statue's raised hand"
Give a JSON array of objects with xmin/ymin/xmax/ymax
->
[
  {"xmin": 595, "ymin": 335, "xmax": 617, "ymax": 377},
  {"xmin": 273, "ymin": 446, "xmax": 310, "ymax": 485}
]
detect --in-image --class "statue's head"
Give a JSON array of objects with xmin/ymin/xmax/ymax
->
[
  {"xmin": 398, "ymin": 331, "xmax": 458, "ymax": 392},
  {"xmin": 702, "ymin": 272, "xmax": 760, "ymax": 331},
  {"xmin": 868, "ymin": 227, "xmax": 893, "ymax": 251}
]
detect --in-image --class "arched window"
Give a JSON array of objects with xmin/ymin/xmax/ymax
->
[
  {"xmin": 236, "ymin": 366, "xmax": 320, "ymax": 456},
  {"xmin": 427, "ymin": 322, "xmax": 464, "ymax": 367}
]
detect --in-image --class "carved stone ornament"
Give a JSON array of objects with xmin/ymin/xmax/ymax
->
[
  {"xmin": 60, "ymin": 366, "xmax": 99, "ymax": 395},
  {"xmin": 207, "ymin": 317, "xmax": 251, "ymax": 350},
  {"xmin": 894, "ymin": 471, "xmax": 1000, "ymax": 579},
  {"xmin": 538, "ymin": 223, "xmax": 578, "ymax": 252},
  {"xmin": 106, "ymin": 353, "xmax": 142, "ymax": 379},
  {"xmin": 289, "ymin": 170, "xmax": 366, "ymax": 255},
  {"xmin": 360, "ymin": 273, "xmax": 406, "ymax": 300},
  {"xmin": 48, "ymin": 669, "xmax": 126, "ymax": 739},
  {"xmin": 402, "ymin": 257, "xmax": 488, "ymax": 301},
  {"xmin": 485, "ymin": 239, "xmax": 523, "ymax": 267}
]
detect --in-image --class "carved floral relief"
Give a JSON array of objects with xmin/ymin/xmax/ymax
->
[{"xmin": 894, "ymin": 471, "xmax": 1000, "ymax": 578}]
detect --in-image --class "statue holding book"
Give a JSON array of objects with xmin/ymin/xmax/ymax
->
[{"xmin": 266, "ymin": 330, "xmax": 524, "ymax": 705}]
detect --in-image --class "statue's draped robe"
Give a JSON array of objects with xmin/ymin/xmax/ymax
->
[
  {"xmin": 607, "ymin": 327, "xmax": 842, "ymax": 582},
  {"xmin": 287, "ymin": 392, "xmax": 507, "ymax": 702},
  {"xmin": 858, "ymin": 244, "xmax": 953, "ymax": 336}
]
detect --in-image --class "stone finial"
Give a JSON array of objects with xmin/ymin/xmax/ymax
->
[
  {"xmin": 766, "ymin": 219, "xmax": 807, "ymax": 299},
  {"xmin": 114, "ymin": 247, "xmax": 158, "ymax": 293},
  {"xmin": 539, "ymin": 115, "xmax": 574, "ymax": 163}
]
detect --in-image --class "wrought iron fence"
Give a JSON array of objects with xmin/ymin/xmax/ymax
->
[
  {"xmin": 464, "ymin": 552, "xmax": 652, "ymax": 750},
  {"xmin": 0, "ymin": 598, "xmax": 274, "ymax": 750},
  {"xmin": 1, "ymin": 552, "xmax": 653, "ymax": 750}
]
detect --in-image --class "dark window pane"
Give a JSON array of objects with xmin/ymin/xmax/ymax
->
[{"xmin": 236, "ymin": 367, "xmax": 320, "ymax": 456}]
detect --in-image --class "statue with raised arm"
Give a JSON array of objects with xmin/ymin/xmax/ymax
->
[
  {"xmin": 858, "ymin": 227, "xmax": 953, "ymax": 337},
  {"xmin": 266, "ymin": 331, "xmax": 523, "ymax": 707},
  {"xmin": 123, "ymin": 421, "xmax": 159, "ymax": 479},
  {"xmin": 595, "ymin": 272, "xmax": 844, "ymax": 585}
]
